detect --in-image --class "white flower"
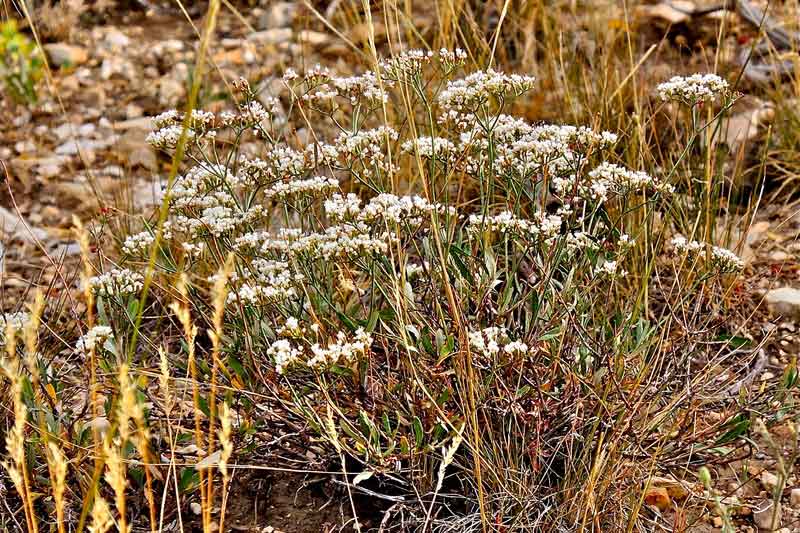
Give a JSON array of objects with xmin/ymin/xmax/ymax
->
[
  {"xmin": 146, "ymin": 125, "xmax": 195, "ymax": 149},
  {"xmin": 0, "ymin": 312, "xmax": 30, "ymax": 332},
  {"xmin": 76, "ymin": 325, "xmax": 114, "ymax": 354},
  {"xmin": 89, "ymin": 269, "xmax": 144, "ymax": 298},
  {"xmin": 671, "ymin": 236, "xmax": 744, "ymax": 272},
  {"xmin": 325, "ymin": 193, "xmax": 362, "ymax": 221},
  {"xmin": 467, "ymin": 211, "xmax": 562, "ymax": 240},
  {"xmin": 122, "ymin": 231, "xmax": 155, "ymax": 255},
  {"xmin": 268, "ymin": 339, "xmax": 302, "ymax": 375},
  {"xmin": 657, "ymin": 74, "xmax": 729, "ymax": 104},
  {"xmin": 266, "ymin": 176, "xmax": 338, "ymax": 200},
  {"xmin": 438, "ymin": 69, "xmax": 535, "ymax": 113},
  {"xmin": 401, "ymin": 136, "xmax": 459, "ymax": 162},
  {"xmin": 595, "ymin": 260, "xmax": 627, "ymax": 278},
  {"xmin": 381, "ymin": 49, "xmax": 434, "ymax": 77}
]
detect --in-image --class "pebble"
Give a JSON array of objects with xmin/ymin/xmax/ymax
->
[
  {"xmin": 791, "ymin": 488, "xmax": 800, "ymax": 507},
  {"xmin": 760, "ymin": 470, "xmax": 780, "ymax": 492},
  {"xmin": 248, "ymin": 28, "xmax": 293, "ymax": 45},
  {"xmin": 753, "ymin": 499, "xmax": 781, "ymax": 530},
  {"xmin": 258, "ymin": 2, "xmax": 297, "ymax": 29},
  {"xmin": 765, "ymin": 288, "xmax": 800, "ymax": 321},
  {"xmin": 43, "ymin": 43, "xmax": 89, "ymax": 67},
  {"xmin": 298, "ymin": 30, "xmax": 329, "ymax": 46}
]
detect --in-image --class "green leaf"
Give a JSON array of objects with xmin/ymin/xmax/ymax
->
[
  {"xmin": 412, "ymin": 416, "xmax": 424, "ymax": 448},
  {"xmin": 715, "ymin": 413, "xmax": 750, "ymax": 445},
  {"xmin": 179, "ymin": 467, "xmax": 200, "ymax": 492}
]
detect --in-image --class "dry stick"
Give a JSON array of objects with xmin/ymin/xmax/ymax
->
[{"xmin": 205, "ymin": 255, "xmax": 232, "ymax": 531}]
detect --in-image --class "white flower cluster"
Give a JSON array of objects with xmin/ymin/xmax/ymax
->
[
  {"xmin": 226, "ymin": 259, "xmax": 302, "ymax": 306},
  {"xmin": 670, "ymin": 236, "xmax": 744, "ymax": 272},
  {"xmin": 304, "ymin": 71, "xmax": 391, "ymax": 106},
  {"xmin": 0, "ymin": 312, "xmax": 30, "ymax": 332},
  {"xmin": 75, "ymin": 325, "xmax": 114, "ymax": 355},
  {"xmin": 657, "ymin": 74, "xmax": 729, "ymax": 104},
  {"xmin": 381, "ymin": 49, "xmax": 434, "ymax": 77},
  {"xmin": 401, "ymin": 136, "xmax": 459, "ymax": 163},
  {"xmin": 265, "ymin": 176, "xmax": 338, "ymax": 200},
  {"xmin": 438, "ymin": 69, "xmax": 536, "ymax": 114},
  {"xmin": 89, "ymin": 269, "xmax": 144, "ymax": 298},
  {"xmin": 122, "ymin": 231, "xmax": 155, "ymax": 255},
  {"xmin": 361, "ymin": 193, "xmax": 457, "ymax": 225},
  {"xmin": 438, "ymin": 48, "xmax": 467, "ymax": 69},
  {"xmin": 459, "ymin": 117, "xmax": 616, "ymax": 176},
  {"xmin": 325, "ymin": 192, "xmax": 456, "ymax": 226},
  {"xmin": 468, "ymin": 327, "xmax": 529, "ymax": 357},
  {"xmin": 554, "ymin": 162, "xmax": 672, "ymax": 202},
  {"xmin": 595, "ymin": 259, "xmax": 627, "ymax": 278},
  {"xmin": 240, "ymin": 225, "xmax": 395, "ymax": 261},
  {"xmin": 334, "ymin": 127, "xmax": 399, "ymax": 173},
  {"xmin": 268, "ymin": 328, "xmax": 373, "ymax": 375},
  {"xmin": 467, "ymin": 211, "xmax": 562, "ymax": 240},
  {"xmin": 146, "ymin": 125, "xmax": 195, "ymax": 150}
]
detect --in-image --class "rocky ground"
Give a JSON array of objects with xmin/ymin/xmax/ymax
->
[{"xmin": 1, "ymin": 1, "xmax": 800, "ymax": 531}]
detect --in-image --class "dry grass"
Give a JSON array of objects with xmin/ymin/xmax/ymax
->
[{"xmin": 1, "ymin": 1, "xmax": 799, "ymax": 532}]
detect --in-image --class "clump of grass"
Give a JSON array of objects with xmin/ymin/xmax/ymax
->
[{"xmin": 1, "ymin": 5, "xmax": 795, "ymax": 531}]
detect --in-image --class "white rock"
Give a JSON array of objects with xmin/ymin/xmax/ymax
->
[
  {"xmin": 248, "ymin": 28, "xmax": 292, "ymax": 45},
  {"xmin": 258, "ymin": 2, "xmax": 297, "ymax": 28},
  {"xmin": 761, "ymin": 470, "xmax": 780, "ymax": 492},
  {"xmin": 103, "ymin": 28, "xmax": 130, "ymax": 50},
  {"xmin": 158, "ymin": 77, "xmax": 185, "ymax": 106},
  {"xmin": 0, "ymin": 206, "xmax": 49, "ymax": 243},
  {"xmin": 765, "ymin": 288, "xmax": 800, "ymax": 321},
  {"xmin": 298, "ymin": 30, "xmax": 329, "ymax": 46},
  {"xmin": 753, "ymin": 499, "xmax": 781, "ymax": 530},
  {"xmin": 790, "ymin": 488, "xmax": 800, "ymax": 507},
  {"xmin": 43, "ymin": 43, "xmax": 88, "ymax": 66}
]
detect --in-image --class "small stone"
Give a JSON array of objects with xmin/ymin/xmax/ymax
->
[
  {"xmin": 760, "ymin": 470, "xmax": 780, "ymax": 492},
  {"xmin": 298, "ymin": 30, "xmax": 329, "ymax": 46},
  {"xmin": 765, "ymin": 288, "xmax": 800, "ymax": 321},
  {"xmin": 248, "ymin": 28, "xmax": 293, "ymax": 45},
  {"xmin": 790, "ymin": 488, "xmax": 800, "ymax": 507},
  {"xmin": 43, "ymin": 43, "xmax": 89, "ymax": 67},
  {"xmin": 258, "ymin": 2, "xmax": 297, "ymax": 28},
  {"xmin": 644, "ymin": 485, "xmax": 670, "ymax": 510},
  {"xmin": 753, "ymin": 499, "xmax": 781, "ymax": 530},
  {"xmin": 771, "ymin": 251, "xmax": 790, "ymax": 262},
  {"xmin": 190, "ymin": 502, "xmax": 202, "ymax": 515},
  {"xmin": 103, "ymin": 28, "xmax": 130, "ymax": 50},
  {"xmin": 158, "ymin": 77, "xmax": 186, "ymax": 106}
]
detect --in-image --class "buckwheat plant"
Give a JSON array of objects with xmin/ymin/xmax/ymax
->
[{"xmin": 83, "ymin": 56, "xmax": 755, "ymax": 530}]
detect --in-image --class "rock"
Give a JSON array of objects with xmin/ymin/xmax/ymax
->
[
  {"xmin": 248, "ymin": 28, "xmax": 293, "ymax": 45},
  {"xmin": 650, "ymin": 476, "xmax": 690, "ymax": 500},
  {"xmin": 791, "ymin": 488, "xmax": 800, "ymax": 507},
  {"xmin": 103, "ymin": 28, "xmax": 130, "ymax": 51},
  {"xmin": 54, "ymin": 137, "xmax": 115, "ymax": 156},
  {"xmin": 765, "ymin": 288, "xmax": 800, "ymax": 321},
  {"xmin": 760, "ymin": 470, "xmax": 780, "ymax": 492},
  {"xmin": 771, "ymin": 251, "xmax": 790, "ymax": 262},
  {"xmin": 43, "ymin": 43, "xmax": 88, "ymax": 67},
  {"xmin": 117, "ymin": 130, "xmax": 158, "ymax": 171},
  {"xmin": 100, "ymin": 57, "xmax": 136, "ymax": 80},
  {"xmin": 158, "ymin": 77, "xmax": 185, "ymax": 106},
  {"xmin": 753, "ymin": 499, "xmax": 781, "ymax": 530},
  {"xmin": 258, "ymin": 2, "xmax": 297, "ymax": 29},
  {"xmin": 298, "ymin": 30, "xmax": 329, "ymax": 46},
  {"xmin": 644, "ymin": 485, "xmax": 670, "ymax": 510},
  {"xmin": 0, "ymin": 206, "xmax": 49, "ymax": 243}
]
